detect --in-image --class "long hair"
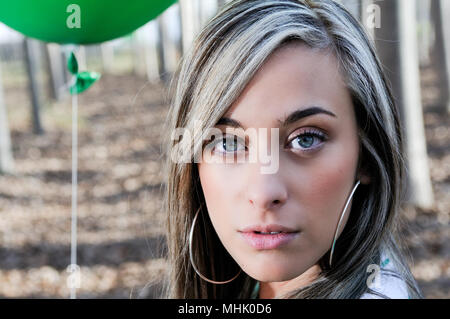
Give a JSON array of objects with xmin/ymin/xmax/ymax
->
[{"xmin": 162, "ymin": 0, "xmax": 422, "ymax": 298}]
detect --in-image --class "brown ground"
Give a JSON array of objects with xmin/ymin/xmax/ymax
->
[{"xmin": 0, "ymin": 64, "xmax": 448, "ymax": 298}]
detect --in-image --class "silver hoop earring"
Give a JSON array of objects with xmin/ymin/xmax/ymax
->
[
  {"xmin": 329, "ymin": 180, "xmax": 361, "ymax": 267},
  {"xmin": 189, "ymin": 206, "xmax": 241, "ymax": 284}
]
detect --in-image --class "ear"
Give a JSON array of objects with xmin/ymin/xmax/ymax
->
[
  {"xmin": 356, "ymin": 146, "xmax": 371, "ymax": 185},
  {"xmin": 357, "ymin": 164, "xmax": 372, "ymax": 185},
  {"xmin": 358, "ymin": 173, "xmax": 371, "ymax": 185}
]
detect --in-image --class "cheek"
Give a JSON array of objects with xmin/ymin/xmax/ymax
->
[
  {"xmin": 297, "ymin": 143, "xmax": 359, "ymax": 246},
  {"xmin": 304, "ymin": 160, "xmax": 353, "ymax": 207},
  {"xmin": 197, "ymin": 164, "xmax": 238, "ymax": 234},
  {"xmin": 198, "ymin": 164, "xmax": 223, "ymax": 212}
]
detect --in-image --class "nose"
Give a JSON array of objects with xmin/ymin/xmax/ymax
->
[{"xmin": 246, "ymin": 167, "xmax": 288, "ymax": 212}]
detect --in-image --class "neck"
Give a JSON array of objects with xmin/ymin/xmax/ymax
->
[{"xmin": 258, "ymin": 264, "xmax": 322, "ymax": 299}]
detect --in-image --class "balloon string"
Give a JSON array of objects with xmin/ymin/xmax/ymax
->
[{"xmin": 70, "ymin": 81, "xmax": 78, "ymax": 299}]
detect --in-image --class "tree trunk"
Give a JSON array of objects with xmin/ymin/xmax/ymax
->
[
  {"xmin": 100, "ymin": 43, "xmax": 114, "ymax": 74},
  {"xmin": 430, "ymin": 0, "xmax": 450, "ymax": 113},
  {"xmin": 142, "ymin": 22, "xmax": 160, "ymax": 82},
  {"xmin": 441, "ymin": 0, "xmax": 450, "ymax": 113},
  {"xmin": 76, "ymin": 46, "xmax": 87, "ymax": 71},
  {"xmin": 0, "ymin": 60, "xmax": 14, "ymax": 174},
  {"xmin": 173, "ymin": 2, "xmax": 183, "ymax": 63},
  {"xmin": 43, "ymin": 43, "xmax": 66, "ymax": 100},
  {"xmin": 417, "ymin": 0, "xmax": 432, "ymax": 67},
  {"xmin": 23, "ymin": 38, "xmax": 44, "ymax": 135},
  {"xmin": 132, "ymin": 32, "xmax": 146, "ymax": 78},
  {"xmin": 179, "ymin": 0, "xmax": 201, "ymax": 54},
  {"xmin": 375, "ymin": 0, "xmax": 434, "ymax": 209},
  {"xmin": 156, "ymin": 17, "xmax": 168, "ymax": 83}
]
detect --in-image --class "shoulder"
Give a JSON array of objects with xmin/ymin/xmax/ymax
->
[{"xmin": 360, "ymin": 253, "xmax": 410, "ymax": 299}]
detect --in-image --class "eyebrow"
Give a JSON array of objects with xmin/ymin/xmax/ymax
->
[{"xmin": 216, "ymin": 106, "xmax": 337, "ymax": 128}]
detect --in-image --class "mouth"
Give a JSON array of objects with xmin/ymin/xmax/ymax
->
[{"xmin": 238, "ymin": 225, "xmax": 300, "ymax": 250}]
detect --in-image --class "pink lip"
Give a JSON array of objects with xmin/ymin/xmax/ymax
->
[
  {"xmin": 238, "ymin": 224, "xmax": 300, "ymax": 250},
  {"xmin": 240, "ymin": 224, "xmax": 298, "ymax": 233}
]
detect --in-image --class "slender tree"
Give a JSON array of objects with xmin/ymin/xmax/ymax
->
[
  {"xmin": 43, "ymin": 43, "xmax": 66, "ymax": 100},
  {"xmin": 430, "ymin": 0, "xmax": 450, "ymax": 113},
  {"xmin": 173, "ymin": 2, "xmax": 183, "ymax": 63},
  {"xmin": 156, "ymin": 16, "xmax": 168, "ymax": 83},
  {"xmin": 417, "ymin": 0, "xmax": 432, "ymax": 67},
  {"xmin": 23, "ymin": 38, "xmax": 44, "ymax": 135},
  {"xmin": 100, "ymin": 43, "xmax": 114, "ymax": 74},
  {"xmin": 132, "ymin": 31, "xmax": 147, "ymax": 78},
  {"xmin": 179, "ymin": 0, "xmax": 201, "ymax": 54},
  {"xmin": 0, "ymin": 60, "xmax": 14, "ymax": 174},
  {"xmin": 375, "ymin": 0, "xmax": 434, "ymax": 209}
]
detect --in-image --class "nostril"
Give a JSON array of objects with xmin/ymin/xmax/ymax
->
[{"xmin": 273, "ymin": 199, "xmax": 281, "ymax": 204}]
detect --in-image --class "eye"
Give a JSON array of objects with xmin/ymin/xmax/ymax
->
[
  {"xmin": 212, "ymin": 135, "xmax": 246, "ymax": 154},
  {"xmin": 287, "ymin": 128, "xmax": 327, "ymax": 152}
]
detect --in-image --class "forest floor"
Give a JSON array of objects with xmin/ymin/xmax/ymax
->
[{"xmin": 0, "ymin": 67, "xmax": 448, "ymax": 298}]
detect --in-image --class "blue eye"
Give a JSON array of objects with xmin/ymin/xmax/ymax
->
[
  {"xmin": 288, "ymin": 129, "xmax": 327, "ymax": 151},
  {"xmin": 213, "ymin": 135, "xmax": 246, "ymax": 154}
]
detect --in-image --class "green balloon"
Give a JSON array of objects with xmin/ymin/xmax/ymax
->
[{"xmin": 0, "ymin": 0, "xmax": 176, "ymax": 44}]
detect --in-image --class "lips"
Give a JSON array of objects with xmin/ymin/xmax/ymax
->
[
  {"xmin": 239, "ymin": 224, "xmax": 300, "ymax": 250},
  {"xmin": 240, "ymin": 224, "xmax": 298, "ymax": 234}
]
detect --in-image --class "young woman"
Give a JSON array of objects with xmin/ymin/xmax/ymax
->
[{"xmin": 162, "ymin": 0, "xmax": 423, "ymax": 298}]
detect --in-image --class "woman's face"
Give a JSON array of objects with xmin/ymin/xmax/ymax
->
[{"xmin": 197, "ymin": 43, "xmax": 361, "ymax": 283}]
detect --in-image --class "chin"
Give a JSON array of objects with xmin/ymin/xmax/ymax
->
[
  {"xmin": 239, "ymin": 260, "xmax": 307, "ymax": 283},
  {"xmin": 248, "ymin": 269, "xmax": 301, "ymax": 283}
]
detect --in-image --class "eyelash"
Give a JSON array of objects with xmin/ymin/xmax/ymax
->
[
  {"xmin": 210, "ymin": 135, "xmax": 246, "ymax": 154},
  {"xmin": 208, "ymin": 128, "xmax": 328, "ymax": 155},
  {"xmin": 286, "ymin": 128, "xmax": 328, "ymax": 153}
]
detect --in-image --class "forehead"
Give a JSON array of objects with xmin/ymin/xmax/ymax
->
[{"xmin": 223, "ymin": 43, "xmax": 352, "ymax": 126}]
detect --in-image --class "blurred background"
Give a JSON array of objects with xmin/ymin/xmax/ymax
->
[{"xmin": 0, "ymin": 0, "xmax": 448, "ymax": 298}]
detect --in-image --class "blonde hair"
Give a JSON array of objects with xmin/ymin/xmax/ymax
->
[{"xmin": 162, "ymin": 0, "xmax": 422, "ymax": 298}]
